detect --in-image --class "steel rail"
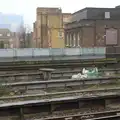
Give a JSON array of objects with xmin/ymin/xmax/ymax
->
[
  {"xmin": 1, "ymin": 87, "xmax": 120, "ymax": 102},
  {"xmin": 34, "ymin": 109, "xmax": 120, "ymax": 120},
  {"xmin": 87, "ymin": 115, "xmax": 120, "ymax": 120},
  {"xmin": 2, "ymin": 76, "xmax": 120, "ymax": 91},
  {"xmin": 0, "ymin": 94, "xmax": 120, "ymax": 120},
  {"xmin": 0, "ymin": 58, "xmax": 116, "ymax": 66},
  {"xmin": 0, "ymin": 68, "xmax": 119, "ymax": 78},
  {"xmin": 0, "ymin": 60, "xmax": 117, "ymax": 71}
]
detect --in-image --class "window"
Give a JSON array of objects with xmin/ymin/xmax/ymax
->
[
  {"xmin": 10, "ymin": 44, "xmax": 13, "ymax": 48},
  {"xmin": 0, "ymin": 34, "xmax": 2, "ymax": 36},
  {"xmin": 66, "ymin": 34, "xmax": 69, "ymax": 46},
  {"xmin": 105, "ymin": 12, "xmax": 110, "ymax": 19},
  {"xmin": 73, "ymin": 33, "xmax": 76, "ymax": 47},
  {"xmin": 77, "ymin": 33, "xmax": 80, "ymax": 46},
  {"xmin": 0, "ymin": 41, "xmax": 4, "ymax": 48},
  {"xmin": 7, "ymin": 33, "xmax": 10, "ymax": 36},
  {"xmin": 48, "ymin": 20, "xmax": 49, "ymax": 26},
  {"xmin": 4, "ymin": 44, "xmax": 8, "ymax": 48},
  {"xmin": 70, "ymin": 34, "xmax": 72, "ymax": 46},
  {"xmin": 58, "ymin": 31, "xmax": 63, "ymax": 39}
]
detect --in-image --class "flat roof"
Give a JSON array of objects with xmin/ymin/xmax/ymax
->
[{"xmin": 72, "ymin": 7, "xmax": 120, "ymax": 15}]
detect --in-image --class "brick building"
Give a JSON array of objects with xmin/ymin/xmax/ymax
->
[
  {"xmin": 0, "ymin": 29, "xmax": 20, "ymax": 48},
  {"xmin": 62, "ymin": 13, "xmax": 71, "ymax": 27},
  {"xmin": 33, "ymin": 7, "xmax": 71, "ymax": 48},
  {"xmin": 65, "ymin": 6, "xmax": 120, "ymax": 48}
]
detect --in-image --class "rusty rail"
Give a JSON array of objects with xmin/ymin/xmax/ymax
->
[
  {"xmin": 34, "ymin": 109, "xmax": 120, "ymax": 120},
  {"xmin": 88, "ymin": 114, "xmax": 120, "ymax": 120}
]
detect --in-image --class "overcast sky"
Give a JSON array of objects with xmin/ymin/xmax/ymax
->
[{"xmin": 0, "ymin": 0, "xmax": 120, "ymax": 27}]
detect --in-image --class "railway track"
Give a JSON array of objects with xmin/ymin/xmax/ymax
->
[
  {"xmin": 1, "ymin": 87, "xmax": 120, "ymax": 103},
  {"xmin": 0, "ymin": 93, "xmax": 120, "ymax": 120},
  {"xmin": 1, "ymin": 107, "xmax": 120, "ymax": 120},
  {"xmin": 0, "ymin": 68, "xmax": 120, "ymax": 82},
  {"xmin": 3, "ymin": 76, "xmax": 120, "ymax": 87},
  {"xmin": 1, "ymin": 76, "xmax": 120, "ymax": 97},
  {"xmin": 0, "ymin": 58, "xmax": 116, "ymax": 65},
  {"xmin": 3, "ymin": 76, "xmax": 120, "ymax": 88},
  {"xmin": 37, "ymin": 109, "xmax": 120, "ymax": 120},
  {"xmin": 88, "ymin": 115, "xmax": 120, "ymax": 120},
  {"xmin": 0, "ymin": 59, "xmax": 117, "ymax": 71}
]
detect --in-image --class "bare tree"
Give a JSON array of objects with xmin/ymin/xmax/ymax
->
[
  {"xmin": 24, "ymin": 24, "xmax": 32, "ymax": 48},
  {"xmin": 17, "ymin": 24, "xmax": 32, "ymax": 48}
]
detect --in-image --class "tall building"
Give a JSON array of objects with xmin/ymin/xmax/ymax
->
[
  {"xmin": 0, "ymin": 13, "xmax": 24, "ymax": 32},
  {"xmin": 33, "ymin": 7, "xmax": 71, "ymax": 48}
]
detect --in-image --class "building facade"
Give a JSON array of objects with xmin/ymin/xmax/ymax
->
[
  {"xmin": 62, "ymin": 13, "xmax": 71, "ymax": 27},
  {"xmin": 0, "ymin": 29, "xmax": 20, "ymax": 48},
  {"xmin": 65, "ymin": 7, "xmax": 120, "ymax": 48},
  {"xmin": 33, "ymin": 7, "xmax": 71, "ymax": 48}
]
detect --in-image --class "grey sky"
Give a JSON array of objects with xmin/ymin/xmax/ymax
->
[{"xmin": 0, "ymin": 0, "xmax": 120, "ymax": 27}]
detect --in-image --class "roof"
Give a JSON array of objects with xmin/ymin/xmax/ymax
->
[
  {"xmin": 37, "ymin": 7, "xmax": 61, "ymax": 9},
  {"xmin": 0, "ymin": 28, "xmax": 12, "ymax": 39},
  {"xmin": 36, "ymin": 7, "xmax": 62, "ymax": 14},
  {"xmin": 72, "ymin": 7, "xmax": 120, "ymax": 15},
  {"xmin": 0, "ymin": 28, "xmax": 11, "ymax": 33},
  {"xmin": 37, "ymin": 7, "xmax": 61, "ymax": 12},
  {"xmin": 62, "ymin": 13, "xmax": 72, "ymax": 15}
]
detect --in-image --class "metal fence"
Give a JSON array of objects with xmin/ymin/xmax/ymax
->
[{"xmin": 0, "ymin": 47, "xmax": 106, "ymax": 58}]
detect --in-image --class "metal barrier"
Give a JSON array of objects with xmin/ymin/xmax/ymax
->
[{"xmin": 0, "ymin": 47, "xmax": 106, "ymax": 58}]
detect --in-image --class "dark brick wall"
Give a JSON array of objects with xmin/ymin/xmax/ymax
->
[
  {"xmin": 87, "ymin": 8, "xmax": 120, "ymax": 20},
  {"xmin": 82, "ymin": 27, "xmax": 94, "ymax": 47},
  {"xmin": 95, "ymin": 20, "xmax": 120, "ymax": 46}
]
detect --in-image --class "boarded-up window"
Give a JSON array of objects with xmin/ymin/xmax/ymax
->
[
  {"xmin": 105, "ymin": 12, "xmax": 110, "ymax": 19},
  {"xmin": 106, "ymin": 28, "xmax": 117, "ymax": 45}
]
